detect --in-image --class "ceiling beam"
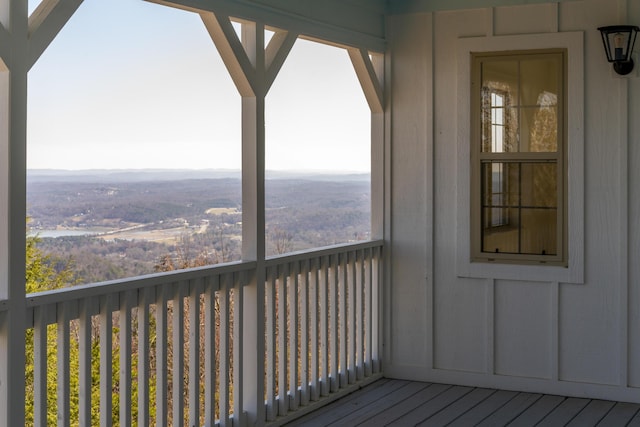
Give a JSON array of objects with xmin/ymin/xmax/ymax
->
[
  {"xmin": 147, "ymin": 0, "xmax": 385, "ymax": 53},
  {"xmin": 389, "ymin": 0, "xmax": 579, "ymax": 14}
]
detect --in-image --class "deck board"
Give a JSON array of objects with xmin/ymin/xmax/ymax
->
[
  {"xmin": 508, "ymin": 394, "xmax": 566, "ymax": 426},
  {"xmin": 352, "ymin": 383, "xmax": 452, "ymax": 426},
  {"xmin": 324, "ymin": 381, "xmax": 431, "ymax": 426},
  {"xmin": 447, "ymin": 389, "xmax": 519, "ymax": 426},
  {"xmin": 417, "ymin": 387, "xmax": 496, "ymax": 426},
  {"xmin": 475, "ymin": 392, "xmax": 542, "ymax": 426},
  {"xmin": 285, "ymin": 379, "xmax": 408, "ymax": 427},
  {"xmin": 385, "ymin": 386, "xmax": 474, "ymax": 426},
  {"xmin": 280, "ymin": 380, "xmax": 640, "ymax": 427},
  {"xmin": 627, "ymin": 409, "xmax": 640, "ymax": 426},
  {"xmin": 536, "ymin": 397, "xmax": 591, "ymax": 426},
  {"xmin": 565, "ymin": 400, "xmax": 616, "ymax": 426},
  {"xmin": 596, "ymin": 402, "xmax": 640, "ymax": 426}
]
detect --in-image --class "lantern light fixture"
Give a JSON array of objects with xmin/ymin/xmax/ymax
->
[{"xmin": 598, "ymin": 25, "xmax": 640, "ymax": 75}]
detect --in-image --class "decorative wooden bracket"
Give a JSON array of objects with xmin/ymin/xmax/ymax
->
[
  {"xmin": 201, "ymin": 11, "xmax": 257, "ymax": 97},
  {"xmin": 348, "ymin": 48, "xmax": 384, "ymax": 113},
  {"xmin": 264, "ymin": 30, "xmax": 296, "ymax": 94},
  {"xmin": 0, "ymin": 23, "xmax": 9, "ymax": 69},
  {"xmin": 27, "ymin": 0, "xmax": 84, "ymax": 70},
  {"xmin": 201, "ymin": 11, "xmax": 297, "ymax": 98}
]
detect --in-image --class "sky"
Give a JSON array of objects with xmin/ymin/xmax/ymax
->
[{"xmin": 26, "ymin": 0, "xmax": 371, "ymax": 172}]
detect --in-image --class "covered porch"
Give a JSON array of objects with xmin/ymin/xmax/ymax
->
[{"xmin": 3, "ymin": 0, "xmax": 640, "ymax": 425}]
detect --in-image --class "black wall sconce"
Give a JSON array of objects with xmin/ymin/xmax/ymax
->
[{"xmin": 598, "ymin": 25, "xmax": 640, "ymax": 75}]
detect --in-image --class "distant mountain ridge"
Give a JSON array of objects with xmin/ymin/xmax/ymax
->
[{"xmin": 27, "ymin": 169, "xmax": 370, "ymax": 183}]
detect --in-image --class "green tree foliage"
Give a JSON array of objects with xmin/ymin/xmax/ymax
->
[
  {"xmin": 25, "ymin": 234, "xmax": 137, "ymax": 426},
  {"xmin": 25, "ymin": 234, "xmax": 76, "ymax": 425}
]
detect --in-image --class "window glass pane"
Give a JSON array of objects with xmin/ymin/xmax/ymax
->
[
  {"xmin": 520, "ymin": 106, "xmax": 558, "ymax": 152},
  {"xmin": 520, "ymin": 163, "xmax": 557, "ymax": 207},
  {"xmin": 482, "ymin": 60, "xmax": 519, "ymax": 103},
  {"xmin": 481, "ymin": 162, "xmax": 521, "ymax": 208},
  {"xmin": 521, "ymin": 208, "xmax": 557, "ymax": 255},
  {"xmin": 481, "ymin": 103, "xmax": 518, "ymax": 153},
  {"xmin": 482, "ymin": 207, "xmax": 520, "ymax": 254},
  {"xmin": 481, "ymin": 162, "xmax": 558, "ymax": 256},
  {"xmin": 481, "ymin": 60, "xmax": 519, "ymax": 153},
  {"xmin": 520, "ymin": 57, "xmax": 560, "ymax": 107}
]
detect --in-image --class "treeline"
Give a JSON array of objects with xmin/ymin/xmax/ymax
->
[{"xmin": 27, "ymin": 178, "xmax": 242, "ymax": 229}]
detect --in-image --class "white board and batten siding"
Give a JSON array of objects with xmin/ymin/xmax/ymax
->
[{"xmin": 386, "ymin": 0, "xmax": 640, "ymax": 403}]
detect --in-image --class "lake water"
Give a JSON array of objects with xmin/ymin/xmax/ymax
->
[{"xmin": 28, "ymin": 229, "xmax": 101, "ymax": 238}]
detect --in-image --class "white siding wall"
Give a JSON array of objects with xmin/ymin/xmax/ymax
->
[{"xmin": 387, "ymin": 0, "xmax": 640, "ymax": 402}]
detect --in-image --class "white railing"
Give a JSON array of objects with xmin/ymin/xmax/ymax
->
[
  {"xmin": 22, "ymin": 240, "xmax": 383, "ymax": 426},
  {"xmin": 264, "ymin": 241, "xmax": 383, "ymax": 423}
]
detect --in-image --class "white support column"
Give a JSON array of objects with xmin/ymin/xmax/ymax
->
[
  {"xmin": 347, "ymin": 48, "xmax": 385, "ymax": 240},
  {"xmin": 200, "ymin": 12, "xmax": 298, "ymax": 424},
  {"xmin": 0, "ymin": 1, "xmax": 28, "ymax": 425},
  {"xmin": 241, "ymin": 20, "xmax": 266, "ymax": 426},
  {"xmin": 0, "ymin": 1, "xmax": 81, "ymax": 423},
  {"xmin": 348, "ymin": 47, "xmax": 386, "ymax": 369}
]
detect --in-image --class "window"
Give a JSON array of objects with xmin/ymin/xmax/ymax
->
[{"xmin": 471, "ymin": 50, "xmax": 566, "ymax": 265}]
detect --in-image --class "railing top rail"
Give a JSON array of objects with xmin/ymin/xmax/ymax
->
[
  {"xmin": 26, "ymin": 260, "xmax": 257, "ymax": 308},
  {"xmin": 264, "ymin": 239, "xmax": 383, "ymax": 267},
  {"xmin": 23, "ymin": 240, "xmax": 384, "ymax": 308}
]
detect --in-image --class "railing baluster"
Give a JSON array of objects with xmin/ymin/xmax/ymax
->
[
  {"xmin": 120, "ymin": 290, "xmax": 134, "ymax": 426},
  {"xmin": 365, "ymin": 248, "xmax": 373, "ymax": 377},
  {"xmin": 265, "ymin": 267, "xmax": 277, "ymax": 420},
  {"xmin": 57, "ymin": 301, "xmax": 71, "ymax": 427},
  {"xmin": 299, "ymin": 260, "xmax": 309, "ymax": 406},
  {"xmin": 329, "ymin": 254, "xmax": 339, "ymax": 393},
  {"xmin": 155, "ymin": 284, "xmax": 168, "ymax": 427},
  {"xmin": 372, "ymin": 246, "xmax": 381, "ymax": 373},
  {"xmin": 233, "ymin": 272, "xmax": 244, "ymax": 426},
  {"xmin": 99, "ymin": 294, "xmax": 113, "ymax": 427},
  {"xmin": 339, "ymin": 253, "xmax": 347, "ymax": 388},
  {"xmin": 309, "ymin": 258, "xmax": 319, "ymax": 402},
  {"xmin": 78, "ymin": 297, "xmax": 94, "ymax": 426},
  {"xmin": 277, "ymin": 264, "xmax": 288, "ymax": 416},
  {"xmin": 137, "ymin": 287, "xmax": 152, "ymax": 427},
  {"xmin": 33, "ymin": 305, "xmax": 49, "ymax": 426},
  {"xmin": 289, "ymin": 261, "xmax": 299, "ymax": 410},
  {"xmin": 356, "ymin": 250, "xmax": 364, "ymax": 380},
  {"xmin": 320, "ymin": 255, "xmax": 329, "ymax": 397},
  {"xmin": 189, "ymin": 278, "xmax": 202, "ymax": 427},
  {"xmin": 172, "ymin": 283, "xmax": 185, "ymax": 426},
  {"xmin": 219, "ymin": 274, "xmax": 230, "ymax": 427},
  {"xmin": 348, "ymin": 251, "xmax": 356, "ymax": 384},
  {"xmin": 204, "ymin": 274, "xmax": 219, "ymax": 426}
]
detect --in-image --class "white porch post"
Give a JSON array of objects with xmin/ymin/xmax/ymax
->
[
  {"xmin": 348, "ymin": 48, "xmax": 386, "ymax": 372},
  {"xmin": 201, "ymin": 12, "xmax": 296, "ymax": 425},
  {"xmin": 0, "ymin": 1, "xmax": 81, "ymax": 423},
  {"xmin": 0, "ymin": 0, "xmax": 28, "ymax": 425}
]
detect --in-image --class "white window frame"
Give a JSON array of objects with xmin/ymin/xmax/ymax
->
[{"xmin": 456, "ymin": 32, "xmax": 584, "ymax": 284}]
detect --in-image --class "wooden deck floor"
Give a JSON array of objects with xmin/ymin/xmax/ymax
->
[{"xmin": 283, "ymin": 379, "xmax": 640, "ymax": 426}]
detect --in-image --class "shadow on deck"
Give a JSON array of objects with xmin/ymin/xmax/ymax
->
[{"xmin": 282, "ymin": 379, "xmax": 640, "ymax": 426}]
